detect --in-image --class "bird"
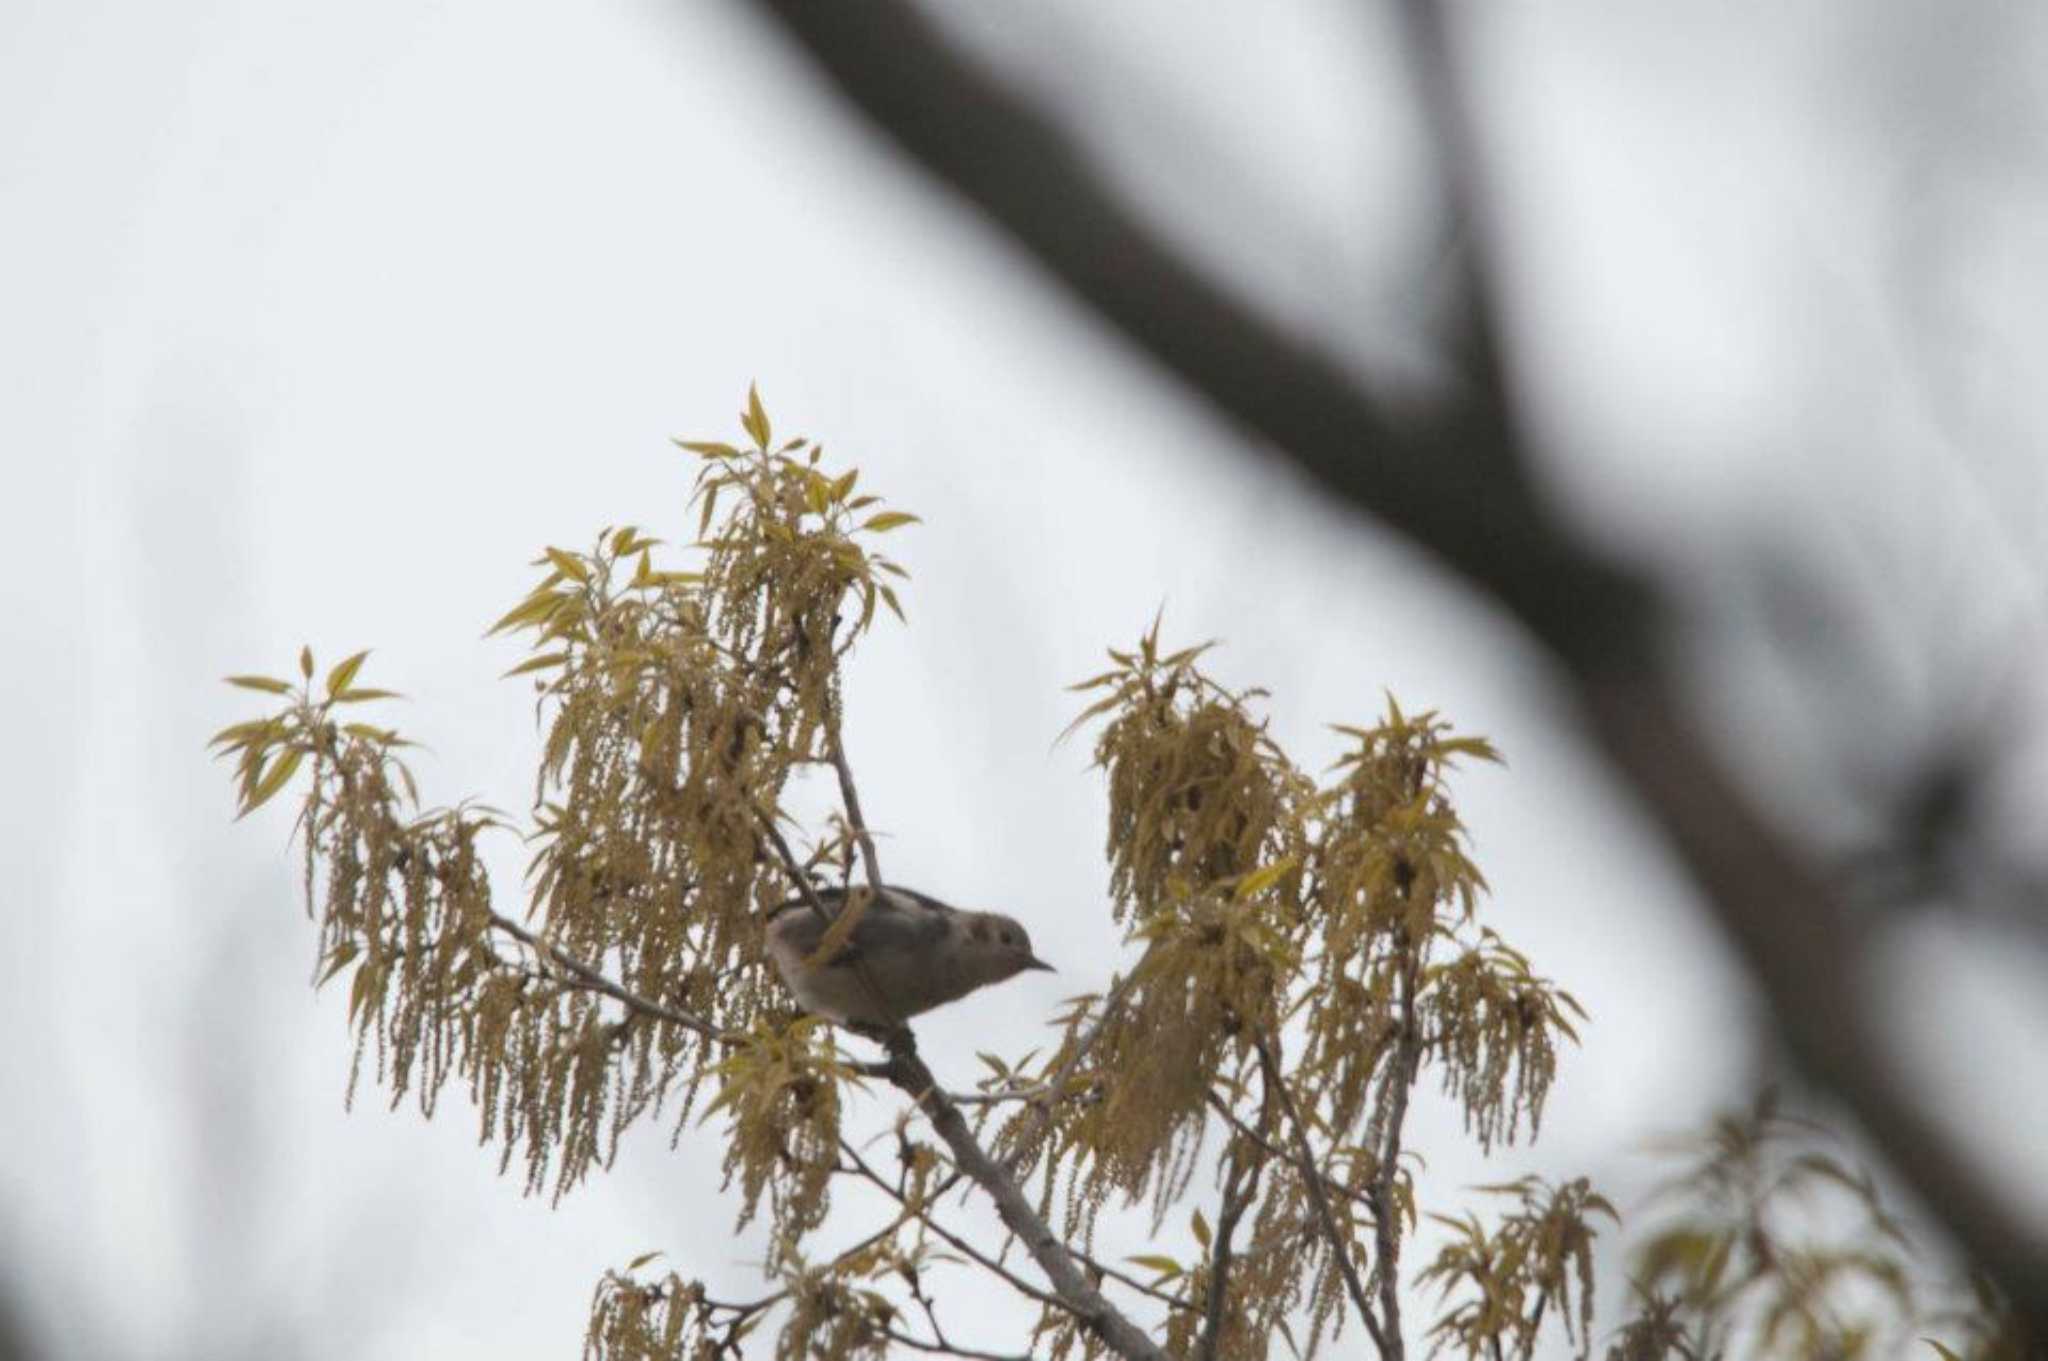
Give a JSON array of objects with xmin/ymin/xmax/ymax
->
[{"xmin": 765, "ymin": 883, "xmax": 1053, "ymax": 1028}]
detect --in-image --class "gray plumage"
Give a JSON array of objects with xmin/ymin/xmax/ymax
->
[{"xmin": 766, "ymin": 884, "xmax": 1052, "ymax": 1026}]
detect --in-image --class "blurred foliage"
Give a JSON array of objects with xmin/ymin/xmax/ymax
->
[
  {"xmin": 1608, "ymin": 1091, "xmax": 2029, "ymax": 1361},
  {"xmin": 217, "ymin": 391, "xmax": 2020, "ymax": 1361}
]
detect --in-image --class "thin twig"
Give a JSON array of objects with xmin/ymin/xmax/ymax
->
[
  {"xmin": 840, "ymin": 1140, "xmax": 1072, "ymax": 1313},
  {"xmin": 1068, "ymin": 1247, "xmax": 1199, "ymax": 1315},
  {"xmin": 1004, "ymin": 965, "xmax": 1141, "ymax": 1172},
  {"xmin": 1204, "ymin": 1092, "xmax": 1375, "ymax": 1212},
  {"xmin": 880, "ymin": 1324, "xmax": 1035, "ymax": 1361},
  {"xmin": 1255, "ymin": 1033, "xmax": 1390, "ymax": 1361},
  {"xmin": 752, "ymin": 803, "xmax": 904, "ymax": 1028},
  {"xmin": 828, "ymin": 721, "xmax": 886, "ymax": 893},
  {"xmin": 1195, "ymin": 1139, "xmax": 1262, "ymax": 1361},
  {"xmin": 485, "ymin": 910, "xmax": 730, "ymax": 1042}
]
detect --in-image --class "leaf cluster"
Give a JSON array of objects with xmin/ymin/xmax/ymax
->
[
  {"xmin": 213, "ymin": 390, "xmax": 917, "ymax": 1218},
  {"xmin": 1417, "ymin": 1175, "xmax": 1617, "ymax": 1361},
  {"xmin": 993, "ymin": 630, "xmax": 1595, "ymax": 1361},
  {"xmin": 1613, "ymin": 1090, "xmax": 1934, "ymax": 1361}
]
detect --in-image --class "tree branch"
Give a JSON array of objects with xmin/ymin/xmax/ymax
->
[
  {"xmin": 1195, "ymin": 1138, "xmax": 1261, "ymax": 1361},
  {"xmin": 828, "ymin": 721, "xmax": 887, "ymax": 894},
  {"xmin": 1255, "ymin": 1033, "xmax": 1390, "ymax": 1359},
  {"xmin": 743, "ymin": 0, "xmax": 1650, "ymax": 667},
  {"xmin": 1204, "ymin": 1091, "xmax": 1376, "ymax": 1214},
  {"xmin": 877, "ymin": 1031, "xmax": 1173, "ymax": 1361},
  {"xmin": 741, "ymin": 0, "xmax": 2048, "ymax": 1335},
  {"xmin": 1002, "ymin": 965, "xmax": 1138, "ymax": 1172},
  {"xmin": 485, "ymin": 909, "xmax": 731, "ymax": 1042},
  {"xmin": 839, "ymin": 1140, "xmax": 1070, "ymax": 1314},
  {"xmin": 1370, "ymin": 951, "xmax": 1425, "ymax": 1361}
]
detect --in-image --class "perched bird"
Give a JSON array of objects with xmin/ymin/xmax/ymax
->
[{"xmin": 765, "ymin": 884, "xmax": 1053, "ymax": 1027}]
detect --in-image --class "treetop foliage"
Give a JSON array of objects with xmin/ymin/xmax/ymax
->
[{"xmin": 215, "ymin": 391, "xmax": 2021, "ymax": 1361}]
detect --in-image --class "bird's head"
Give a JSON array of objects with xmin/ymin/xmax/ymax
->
[{"xmin": 959, "ymin": 911, "xmax": 1055, "ymax": 985}]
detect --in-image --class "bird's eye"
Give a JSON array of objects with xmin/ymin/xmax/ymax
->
[{"xmin": 999, "ymin": 931, "xmax": 1014, "ymax": 946}]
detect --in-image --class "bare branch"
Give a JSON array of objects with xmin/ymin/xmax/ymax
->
[{"xmin": 743, "ymin": 0, "xmax": 1650, "ymax": 665}]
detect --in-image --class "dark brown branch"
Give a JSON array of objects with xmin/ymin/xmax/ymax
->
[
  {"xmin": 744, "ymin": 0, "xmax": 1650, "ymax": 669},
  {"xmin": 1255, "ymin": 1033, "xmax": 1390, "ymax": 1360},
  {"xmin": 743, "ymin": 0, "xmax": 2048, "ymax": 1336}
]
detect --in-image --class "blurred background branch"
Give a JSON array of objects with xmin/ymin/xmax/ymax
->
[{"xmin": 744, "ymin": 0, "xmax": 2048, "ymax": 1339}]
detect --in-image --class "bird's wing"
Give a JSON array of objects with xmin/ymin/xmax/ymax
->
[{"xmin": 766, "ymin": 885, "xmax": 951, "ymax": 966}]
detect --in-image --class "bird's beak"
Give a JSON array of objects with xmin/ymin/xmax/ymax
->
[{"xmin": 1026, "ymin": 955, "xmax": 1056, "ymax": 973}]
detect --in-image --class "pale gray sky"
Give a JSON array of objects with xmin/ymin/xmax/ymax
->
[{"xmin": 4, "ymin": 2, "xmax": 2045, "ymax": 1358}]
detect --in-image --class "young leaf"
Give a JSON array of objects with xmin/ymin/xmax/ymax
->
[
  {"xmin": 861, "ymin": 511, "xmax": 921, "ymax": 533},
  {"xmin": 225, "ymin": 674, "xmax": 293, "ymax": 695},
  {"xmin": 325, "ymin": 649, "xmax": 370, "ymax": 699},
  {"xmin": 331, "ymin": 688, "xmax": 402, "ymax": 705},
  {"xmin": 241, "ymin": 748, "xmax": 304, "ymax": 816},
  {"xmin": 674, "ymin": 439, "xmax": 741, "ymax": 459},
  {"xmin": 742, "ymin": 383, "xmax": 771, "ymax": 449}
]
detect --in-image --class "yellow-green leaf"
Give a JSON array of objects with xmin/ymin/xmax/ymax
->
[
  {"xmin": 317, "ymin": 941, "xmax": 358, "ymax": 986},
  {"xmin": 225, "ymin": 674, "xmax": 292, "ymax": 695},
  {"xmin": 862, "ymin": 511, "xmax": 920, "ymax": 533},
  {"xmin": 325, "ymin": 649, "xmax": 369, "ymax": 699},
  {"xmin": 675, "ymin": 439, "xmax": 740, "ymax": 459},
  {"xmin": 331, "ymin": 687, "xmax": 402, "ymax": 704},
  {"xmin": 241, "ymin": 747, "xmax": 304, "ymax": 815},
  {"xmin": 743, "ymin": 382, "xmax": 771, "ymax": 449},
  {"xmin": 299, "ymin": 645, "xmax": 314, "ymax": 679},
  {"xmin": 1235, "ymin": 857, "xmax": 1299, "ymax": 900},
  {"xmin": 502, "ymin": 652, "xmax": 569, "ymax": 679},
  {"xmin": 543, "ymin": 547, "xmax": 590, "ymax": 584}
]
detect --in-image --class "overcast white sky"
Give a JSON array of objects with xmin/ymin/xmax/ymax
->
[{"xmin": 4, "ymin": 2, "xmax": 2045, "ymax": 1358}]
